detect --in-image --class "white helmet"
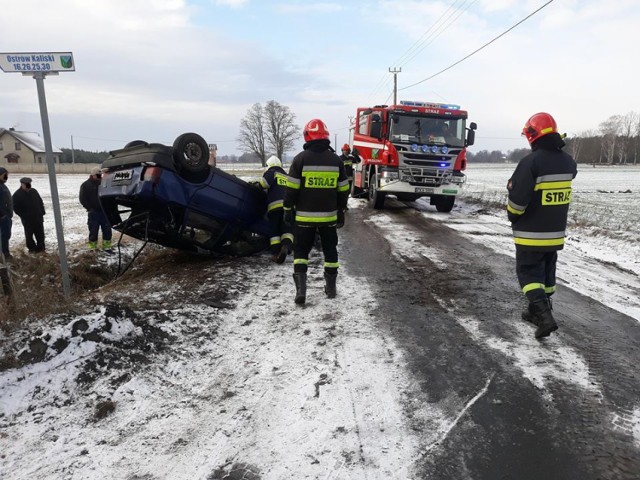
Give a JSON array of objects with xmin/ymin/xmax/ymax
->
[{"xmin": 266, "ymin": 155, "xmax": 282, "ymax": 168}]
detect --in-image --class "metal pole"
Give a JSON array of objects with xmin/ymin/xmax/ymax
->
[
  {"xmin": 34, "ymin": 72, "xmax": 71, "ymax": 298},
  {"xmin": 71, "ymin": 135, "xmax": 75, "ymax": 164},
  {"xmin": 389, "ymin": 67, "xmax": 401, "ymax": 105}
]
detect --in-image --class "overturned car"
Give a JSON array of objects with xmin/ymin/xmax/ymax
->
[{"xmin": 98, "ymin": 133, "xmax": 271, "ymax": 255}]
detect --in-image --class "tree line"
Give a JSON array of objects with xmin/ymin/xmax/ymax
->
[{"xmin": 469, "ymin": 111, "xmax": 640, "ymax": 165}]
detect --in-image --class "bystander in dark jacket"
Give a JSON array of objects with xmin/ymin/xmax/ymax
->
[
  {"xmin": 0, "ymin": 167, "xmax": 13, "ymax": 259},
  {"xmin": 79, "ymin": 167, "xmax": 112, "ymax": 251},
  {"xmin": 13, "ymin": 177, "xmax": 46, "ymax": 253}
]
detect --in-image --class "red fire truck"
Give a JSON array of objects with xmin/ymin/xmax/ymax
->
[{"xmin": 350, "ymin": 100, "xmax": 477, "ymax": 211}]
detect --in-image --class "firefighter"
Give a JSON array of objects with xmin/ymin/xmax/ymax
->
[
  {"xmin": 284, "ymin": 119, "xmax": 350, "ymax": 305},
  {"xmin": 339, "ymin": 144, "xmax": 355, "ymax": 197},
  {"xmin": 260, "ymin": 155, "xmax": 293, "ymax": 263},
  {"xmin": 507, "ymin": 112, "xmax": 577, "ymax": 339}
]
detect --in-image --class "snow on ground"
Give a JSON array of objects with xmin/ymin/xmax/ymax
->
[{"xmin": 1, "ymin": 165, "xmax": 639, "ymax": 477}]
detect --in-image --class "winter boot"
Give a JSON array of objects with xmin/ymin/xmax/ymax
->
[
  {"xmin": 274, "ymin": 243, "xmax": 289, "ymax": 264},
  {"xmin": 102, "ymin": 239, "xmax": 113, "ymax": 252},
  {"xmin": 531, "ymin": 298, "xmax": 558, "ymax": 339},
  {"xmin": 521, "ymin": 303, "xmax": 540, "ymax": 326},
  {"xmin": 88, "ymin": 241, "xmax": 98, "ymax": 250},
  {"xmin": 293, "ymin": 273, "xmax": 307, "ymax": 305},
  {"xmin": 324, "ymin": 272, "xmax": 337, "ymax": 299}
]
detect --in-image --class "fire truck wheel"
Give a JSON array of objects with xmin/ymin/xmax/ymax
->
[
  {"xmin": 351, "ymin": 182, "xmax": 365, "ymax": 198},
  {"xmin": 368, "ymin": 173, "xmax": 386, "ymax": 210},
  {"xmin": 434, "ymin": 195, "xmax": 455, "ymax": 212}
]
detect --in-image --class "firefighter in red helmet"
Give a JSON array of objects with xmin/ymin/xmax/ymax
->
[
  {"xmin": 507, "ymin": 112, "xmax": 577, "ymax": 338},
  {"xmin": 283, "ymin": 119, "xmax": 350, "ymax": 304},
  {"xmin": 339, "ymin": 143, "xmax": 356, "ymax": 197}
]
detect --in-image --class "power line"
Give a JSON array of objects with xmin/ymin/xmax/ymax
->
[{"xmin": 399, "ymin": 0, "xmax": 555, "ymax": 91}]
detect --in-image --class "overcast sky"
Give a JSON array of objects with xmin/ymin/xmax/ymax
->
[{"xmin": 1, "ymin": 0, "xmax": 638, "ymax": 156}]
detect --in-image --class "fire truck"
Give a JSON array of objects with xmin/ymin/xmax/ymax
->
[{"xmin": 350, "ymin": 100, "xmax": 477, "ymax": 211}]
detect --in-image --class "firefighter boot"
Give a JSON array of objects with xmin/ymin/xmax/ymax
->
[
  {"xmin": 274, "ymin": 243, "xmax": 288, "ymax": 264},
  {"xmin": 521, "ymin": 303, "xmax": 539, "ymax": 326},
  {"xmin": 324, "ymin": 272, "xmax": 337, "ymax": 299},
  {"xmin": 523, "ymin": 296, "xmax": 553, "ymax": 326},
  {"xmin": 531, "ymin": 298, "xmax": 558, "ymax": 339},
  {"xmin": 293, "ymin": 273, "xmax": 307, "ymax": 305}
]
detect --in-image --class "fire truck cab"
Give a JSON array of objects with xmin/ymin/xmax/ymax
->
[{"xmin": 350, "ymin": 100, "xmax": 477, "ymax": 211}]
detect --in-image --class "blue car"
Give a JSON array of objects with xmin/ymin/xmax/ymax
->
[{"xmin": 98, "ymin": 133, "xmax": 271, "ymax": 255}]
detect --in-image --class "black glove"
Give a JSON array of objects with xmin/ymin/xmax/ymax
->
[
  {"xmin": 283, "ymin": 209, "xmax": 294, "ymax": 227},
  {"xmin": 336, "ymin": 209, "xmax": 345, "ymax": 228}
]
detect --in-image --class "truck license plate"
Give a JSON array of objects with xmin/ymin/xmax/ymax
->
[
  {"xmin": 113, "ymin": 169, "xmax": 133, "ymax": 185},
  {"xmin": 415, "ymin": 187, "xmax": 434, "ymax": 193}
]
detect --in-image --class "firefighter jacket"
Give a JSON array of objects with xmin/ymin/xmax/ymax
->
[
  {"xmin": 259, "ymin": 165, "xmax": 288, "ymax": 212},
  {"xmin": 12, "ymin": 187, "xmax": 45, "ymax": 225},
  {"xmin": 339, "ymin": 153, "xmax": 354, "ymax": 180},
  {"xmin": 507, "ymin": 136, "xmax": 577, "ymax": 252},
  {"xmin": 284, "ymin": 140, "xmax": 350, "ymax": 226}
]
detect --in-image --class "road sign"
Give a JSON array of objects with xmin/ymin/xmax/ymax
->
[{"xmin": 0, "ymin": 52, "xmax": 75, "ymax": 73}]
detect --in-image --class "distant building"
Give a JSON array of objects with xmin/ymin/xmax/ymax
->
[
  {"xmin": 0, "ymin": 127, "xmax": 62, "ymax": 165},
  {"xmin": 208, "ymin": 143, "xmax": 217, "ymax": 167}
]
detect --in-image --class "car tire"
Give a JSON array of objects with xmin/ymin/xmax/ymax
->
[
  {"xmin": 368, "ymin": 173, "xmax": 385, "ymax": 210},
  {"xmin": 172, "ymin": 133, "xmax": 210, "ymax": 174},
  {"xmin": 124, "ymin": 140, "xmax": 148, "ymax": 149}
]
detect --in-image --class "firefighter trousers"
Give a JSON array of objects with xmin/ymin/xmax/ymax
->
[
  {"xmin": 267, "ymin": 209, "xmax": 293, "ymax": 254},
  {"xmin": 293, "ymin": 225, "xmax": 338, "ymax": 274},
  {"xmin": 516, "ymin": 250, "xmax": 558, "ymax": 302}
]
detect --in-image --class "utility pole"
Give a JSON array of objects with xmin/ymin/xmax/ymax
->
[
  {"xmin": 71, "ymin": 134, "xmax": 75, "ymax": 164},
  {"xmin": 389, "ymin": 67, "xmax": 402, "ymax": 105}
]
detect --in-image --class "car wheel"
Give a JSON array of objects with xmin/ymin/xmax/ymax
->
[
  {"xmin": 124, "ymin": 140, "xmax": 148, "ymax": 149},
  {"xmin": 172, "ymin": 133, "xmax": 210, "ymax": 174}
]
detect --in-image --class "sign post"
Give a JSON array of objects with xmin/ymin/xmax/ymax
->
[{"xmin": 0, "ymin": 52, "xmax": 75, "ymax": 299}]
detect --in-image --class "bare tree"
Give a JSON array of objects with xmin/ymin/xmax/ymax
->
[
  {"xmin": 599, "ymin": 115, "xmax": 622, "ymax": 164},
  {"xmin": 237, "ymin": 101, "xmax": 300, "ymax": 166},
  {"xmin": 619, "ymin": 111, "xmax": 639, "ymax": 164},
  {"xmin": 237, "ymin": 103, "xmax": 267, "ymax": 165},
  {"xmin": 568, "ymin": 129, "xmax": 594, "ymax": 163},
  {"xmin": 264, "ymin": 100, "xmax": 300, "ymax": 161}
]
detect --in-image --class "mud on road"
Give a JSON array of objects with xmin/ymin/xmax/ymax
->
[{"xmin": 343, "ymin": 197, "xmax": 640, "ymax": 480}]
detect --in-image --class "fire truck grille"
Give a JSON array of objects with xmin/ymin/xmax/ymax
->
[{"xmin": 397, "ymin": 152, "xmax": 455, "ymax": 186}]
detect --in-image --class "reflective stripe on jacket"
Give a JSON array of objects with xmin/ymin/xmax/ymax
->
[
  {"xmin": 507, "ymin": 147, "xmax": 577, "ymax": 251},
  {"xmin": 284, "ymin": 142, "xmax": 349, "ymax": 226},
  {"xmin": 260, "ymin": 166, "xmax": 288, "ymax": 212}
]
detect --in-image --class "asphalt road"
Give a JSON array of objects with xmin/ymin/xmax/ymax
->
[{"xmin": 340, "ymin": 198, "xmax": 640, "ymax": 480}]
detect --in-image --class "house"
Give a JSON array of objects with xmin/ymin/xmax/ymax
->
[{"xmin": 0, "ymin": 127, "xmax": 62, "ymax": 165}]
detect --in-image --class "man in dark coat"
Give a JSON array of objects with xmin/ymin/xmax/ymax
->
[
  {"xmin": 283, "ymin": 119, "xmax": 349, "ymax": 304},
  {"xmin": 507, "ymin": 112, "xmax": 577, "ymax": 339},
  {"xmin": 0, "ymin": 167, "xmax": 13, "ymax": 260},
  {"xmin": 79, "ymin": 167, "xmax": 112, "ymax": 251},
  {"xmin": 12, "ymin": 177, "xmax": 46, "ymax": 253}
]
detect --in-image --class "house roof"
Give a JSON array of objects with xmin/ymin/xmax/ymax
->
[{"xmin": 0, "ymin": 128, "xmax": 62, "ymax": 154}]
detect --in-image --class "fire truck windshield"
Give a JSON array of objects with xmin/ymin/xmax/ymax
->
[{"xmin": 389, "ymin": 114, "xmax": 466, "ymax": 148}]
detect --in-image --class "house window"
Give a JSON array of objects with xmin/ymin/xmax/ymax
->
[{"xmin": 15, "ymin": 143, "xmax": 22, "ymax": 150}]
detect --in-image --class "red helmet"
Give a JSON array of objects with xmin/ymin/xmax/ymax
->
[
  {"xmin": 303, "ymin": 118, "xmax": 330, "ymax": 142},
  {"xmin": 522, "ymin": 112, "xmax": 558, "ymax": 144},
  {"xmin": 342, "ymin": 143, "xmax": 350, "ymax": 152}
]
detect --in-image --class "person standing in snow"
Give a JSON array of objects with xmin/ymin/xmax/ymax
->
[
  {"xmin": 12, "ymin": 177, "xmax": 46, "ymax": 253},
  {"xmin": 79, "ymin": 166, "xmax": 113, "ymax": 252},
  {"xmin": 507, "ymin": 112, "xmax": 577, "ymax": 339},
  {"xmin": 260, "ymin": 155, "xmax": 294, "ymax": 264},
  {"xmin": 0, "ymin": 167, "xmax": 13, "ymax": 260},
  {"xmin": 283, "ymin": 119, "xmax": 350, "ymax": 305}
]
